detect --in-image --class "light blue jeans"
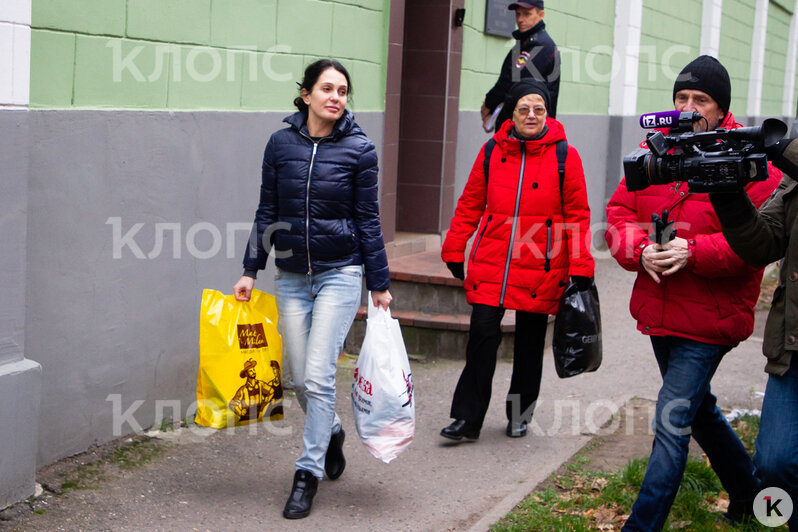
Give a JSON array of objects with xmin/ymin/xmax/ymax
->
[{"xmin": 274, "ymin": 265, "xmax": 362, "ymax": 480}]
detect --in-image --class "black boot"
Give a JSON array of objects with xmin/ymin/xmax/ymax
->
[
  {"xmin": 440, "ymin": 419, "xmax": 480, "ymax": 441},
  {"xmin": 282, "ymin": 469, "xmax": 318, "ymax": 519},
  {"xmin": 325, "ymin": 428, "xmax": 346, "ymax": 480},
  {"xmin": 506, "ymin": 421, "xmax": 528, "ymax": 438}
]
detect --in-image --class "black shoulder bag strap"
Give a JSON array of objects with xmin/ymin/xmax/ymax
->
[
  {"xmin": 484, "ymin": 138, "xmax": 567, "ymax": 192},
  {"xmin": 556, "ymin": 139, "xmax": 568, "ymax": 208},
  {"xmin": 483, "ymin": 138, "xmax": 496, "ymax": 184}
]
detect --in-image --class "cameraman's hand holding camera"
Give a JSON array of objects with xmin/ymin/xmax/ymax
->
[{"xmin": 641, "ymin": 237, "xmax": 690, "ymax": 283}]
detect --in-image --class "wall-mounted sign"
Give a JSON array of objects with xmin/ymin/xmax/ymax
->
[{"xmin": 484, "ymin": 0, "xmax": 516, "ymax": 38}]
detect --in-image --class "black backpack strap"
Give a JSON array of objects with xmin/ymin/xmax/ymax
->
[
  {"xmin": 483, "ymin": 138, "xmax": 496, "ymax": 184},
  {"xmin": 555, "ymin": 140, "xmax": 568, "ymax": 208}
]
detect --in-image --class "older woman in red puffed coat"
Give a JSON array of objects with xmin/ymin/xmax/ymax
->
[{"xmin": 440, "ymin": 79, "xmax": 594, "ymax": 442}]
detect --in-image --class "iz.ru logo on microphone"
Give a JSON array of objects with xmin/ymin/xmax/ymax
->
[{"xmin": 754, "ymin": 487, "xmax": 793, "ymax": 527}]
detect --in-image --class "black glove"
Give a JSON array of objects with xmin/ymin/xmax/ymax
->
[
  {"xmin": 651, "ymin": 210, "xmax": 676, "ymax": 245},
  {"xmin": 446, "ymin": 262, "xmax": 465, "ymax": 281},
  {"xmin": 571, "ymin": 276, "xmax": 593, "ymax": 291},
  {"xmin": 766, "ymin": 138, "xmax": 791, "ymax": 164},
  {"xmin": 767, "ymin": 138, "xmax": 798, "ymax": 178}
]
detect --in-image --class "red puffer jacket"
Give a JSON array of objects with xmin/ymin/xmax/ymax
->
[
  {"xmin": 442, "ymin": 118, "xmax": 594, "ymax": 314},
  {"xmin": 605, "ymin": 112, "xmax": 782, "ymax": 346}
]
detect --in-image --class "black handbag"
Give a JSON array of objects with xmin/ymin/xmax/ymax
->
[{"xmin": 552, "ymin": 278, "xmax": 602, "ymax": 378}]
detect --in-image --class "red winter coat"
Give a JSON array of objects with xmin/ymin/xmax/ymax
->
[
  {"xmin": 605, "ymin": 112, "xmax": 782, "ymax": 346},
  {"xmin": 442, "ymin": 118, "xmax": 594, "ymax": 314}
]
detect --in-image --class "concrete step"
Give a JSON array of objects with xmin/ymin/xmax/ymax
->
[
  {"xmin": 384, "ymin": 232, "xmax": 442, "ymax": 259},
  {"xmin": 346, "ymin": 250, "xmax": 554, "ymax": 360},
  {"xmin": 366, "ymin": 249, "xmax": 470, "ymax": 314},
  {"xmin": 344, "ymin": 308, "xmax": 518, "ymax": 360}
]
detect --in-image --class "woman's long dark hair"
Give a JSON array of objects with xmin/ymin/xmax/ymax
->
[{"xmin": 294, "ymin": 59, "xmax": 353, "ymax": 114}]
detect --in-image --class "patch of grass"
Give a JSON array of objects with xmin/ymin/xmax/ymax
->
[
  {"xmin": 492, "ymin": 456, "xmax": 777, "ymax": 531},
  {"xmin": 493, "ymin": 412, "xmax": 780, "ymax": 531},
  {"xmin": 732, "ymin": 413, "xmax": 760, "ymax": 455},
  {"xmin": 55, "ymin": 438, "xmax": 165, "ymax": 493},
  {"xmin": 109, "ymin": 439, "xmax": 164, "ymax": 470},
  {"xmin": 57, "ymin": 460, "xmax": 105, "ymax": 494}
]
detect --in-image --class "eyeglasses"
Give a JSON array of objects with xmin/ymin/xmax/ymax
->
[{"xmin": 515, "ymin": 106, "xmax": 546, "ymax": 117}]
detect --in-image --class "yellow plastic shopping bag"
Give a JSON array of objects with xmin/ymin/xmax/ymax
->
[{"xmin": 196, "ymin": 288, "xmax": 284, "ymax": 429}]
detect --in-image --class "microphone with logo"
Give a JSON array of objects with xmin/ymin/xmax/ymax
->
[{"xmin": 639, "ymin": 110, "xmax": 705, "ymax": 132}]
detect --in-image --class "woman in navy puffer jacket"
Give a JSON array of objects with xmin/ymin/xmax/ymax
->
[{"xmin": 234, "ymin": 59, "xmax": 392, "ymax": 520}]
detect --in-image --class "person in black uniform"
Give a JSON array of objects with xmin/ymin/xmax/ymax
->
[{"xmin": 481, "ymin": 1, "xmax": 560, "ymax": 131}]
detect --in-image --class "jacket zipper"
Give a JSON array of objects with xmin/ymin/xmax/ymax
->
[
  {"xmin": 299, "ymin": 132, "xmax": 326, "ymax": 275},
  {"xmin": 500, "ymin": 141, "xmax": 526, "ymax": 306},
  {"xmin": 471, "ymin": 214, "xmax": 492, "ymax": 264},
  {"xmin": 544, "ymin": 219, "xmax": 553, "ymax": 272}
]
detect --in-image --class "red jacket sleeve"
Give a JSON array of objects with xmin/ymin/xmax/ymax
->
[
  {"xmin": 562, "ymin": 146, "xmax": 594, "ymax": 277},
  {"xmin": 441, "ymin": 148, "xmax": 488, "ymax": 263},
  {"xmin": 690, "ymin": 163, "xmax": 782, "ymax": 278},
  {"xmin": 605, "ymin": 178, "xmax": 650, "ymax": 272}
]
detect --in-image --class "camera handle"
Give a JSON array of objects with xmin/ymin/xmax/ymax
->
[{"xmin": 651, "ymin": 210, "xmax": 677, "ymax": 245}]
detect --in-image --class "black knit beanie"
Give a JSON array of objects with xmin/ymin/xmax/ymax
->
[
  {"xmin": 672, "ymin": 55, "xmax": 731, "ymax": 114},
  {"xmin": 498, "ymin": 79, "xmax": 551, "ymax": 126}
]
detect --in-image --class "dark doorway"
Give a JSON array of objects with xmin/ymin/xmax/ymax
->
[{"xmin": 394, "ymin": 0, "xmax": 465, "ymax": 234}]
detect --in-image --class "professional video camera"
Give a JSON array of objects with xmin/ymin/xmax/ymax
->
[{"xmin": 623, "ymin": 110, "xmax": 788, "ymax": 193}]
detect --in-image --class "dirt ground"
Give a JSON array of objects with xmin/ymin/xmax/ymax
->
[{"xmin": 547, "ymin": 397, "xmax": 708, "ymax": 477}]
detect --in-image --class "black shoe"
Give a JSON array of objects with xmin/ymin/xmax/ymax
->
[
  {"xmin": 440, "ymin": 419, "xmax": 480, "ymax": 441},
  {"xmin": 282, "ymin": 469, "xmax": 318, "ymax": 519},
  {"xmin": 506, "ymin": 421, "xmax": 528, "ymax": 438},
  {"xmin": 325, "ymin": 428, "xmax": 346, "ymax": 480},
  {"xmin": 721, "ymin": 497, "xmax": 755, "ymax": 524}
]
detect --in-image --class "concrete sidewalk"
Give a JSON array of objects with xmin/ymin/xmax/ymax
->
[{"xmin": 3, "ymin": 258, "xmax": 770, "ymax": 531}]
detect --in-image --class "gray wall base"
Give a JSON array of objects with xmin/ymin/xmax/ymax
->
[{"xmin": 0, "ymin": 358, "xmax": 42, "ymax": 509}]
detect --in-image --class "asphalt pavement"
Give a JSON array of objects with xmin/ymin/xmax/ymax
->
[{"xmin": 5, "ymin": 258, "xmax": 771, "ymax": 532}]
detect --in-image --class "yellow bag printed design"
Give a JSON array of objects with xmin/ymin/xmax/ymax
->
[{"xmin": 196, "ymin": 289, "xmax": 284, "ymax": 428}]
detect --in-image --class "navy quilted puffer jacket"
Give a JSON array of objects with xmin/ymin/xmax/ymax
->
[{"xmin": 243, "ymin": 110, "xmax": 390, "ymax": 291}]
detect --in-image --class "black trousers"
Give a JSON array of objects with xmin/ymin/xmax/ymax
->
[{"xmin": 449, "ymin": 303, "xmax": 548, "ymax": 428}]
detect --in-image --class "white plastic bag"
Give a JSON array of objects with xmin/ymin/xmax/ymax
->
[{"xmin": 351, "ymin": 294, "xmax": 415, "ymax": 463}]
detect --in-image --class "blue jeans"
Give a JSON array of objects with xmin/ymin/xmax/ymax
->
[
  {"xmin": 274, "ymin": 266, "xmax": 363, "ymax": 480},
  {"xmin": 755, "ymin": 355, "xmax": 798, "ymax": 531},
  {"xmin": 623, "ymin": 336, "xmax": 758, "ymax": 532}
]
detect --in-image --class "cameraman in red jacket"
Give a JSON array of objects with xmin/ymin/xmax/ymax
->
[
  {"xmin": 606, "ymin": 55, "xmax": 782, "ymax": 531},
  {"xmin": 440, "ymin": 79, "xmax": 594, "ymax": 442}
]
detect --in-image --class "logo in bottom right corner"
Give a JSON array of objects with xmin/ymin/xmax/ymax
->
[{"xmin": 754, "ymin": 487, "xmax": 793, "ymax": 527}]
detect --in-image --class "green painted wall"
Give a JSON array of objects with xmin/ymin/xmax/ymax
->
[
  {"xmin": 718, "ymin": 0, "xmax": 755, "ymax": 114},
  {"xmin": 761, "ymin": 1, "xmax": 792, "ymax": 116},
  {"xmin": 30, "ymin": 0, "xmax": 389, "ymax": 111},
  {"xmin": 636, "ymin": 0, "xmax": 702, "ymax": 114},
  {"xmin": 458, "ymin": 0, "xmax": 615, "ymax": 114},
  {"xmin": 795, "ymin": 61, "xmax": 798, "ymax": 117}
]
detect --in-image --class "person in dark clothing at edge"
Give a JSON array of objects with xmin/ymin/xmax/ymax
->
[
  {"xmin": 481, "ymin": 0, "xmax": 560, "ymax": 132},
  {"xmin": 709, "ymin": 137, "xmax": 798, "ymax": 531}
]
